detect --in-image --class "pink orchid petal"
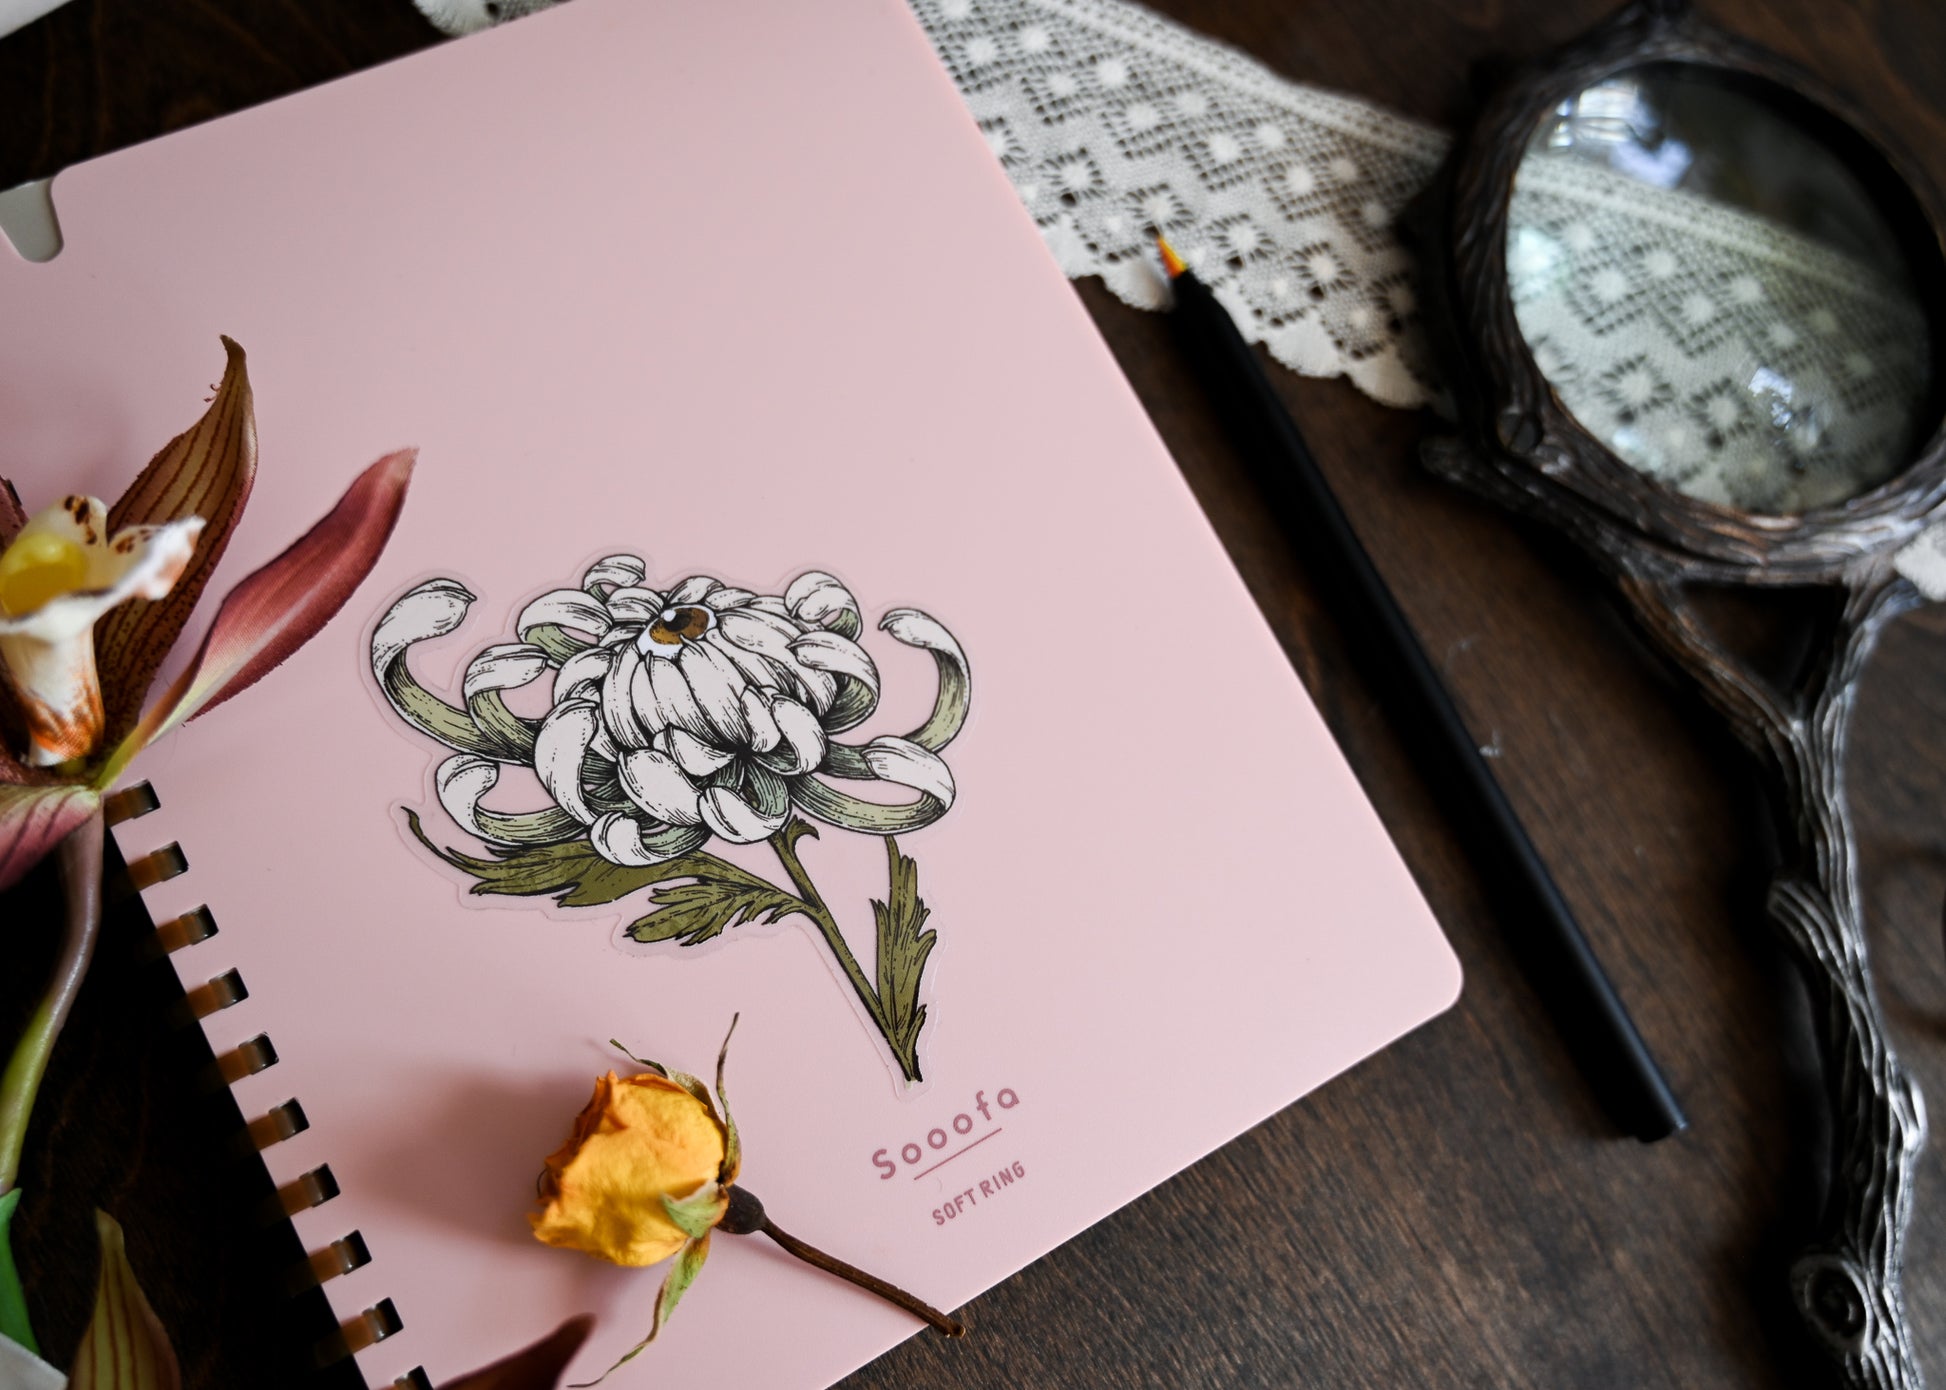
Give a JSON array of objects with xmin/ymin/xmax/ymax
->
[
  {"xmin": 0, "ymin": 780, "xmax": 99, "ymax": 892},
  {"xmin": 99, "ymin": 449, "xmax": 414, "ymax": 785},
  {"xmin": 93, "ymin": 337, "xmax": 259, "ymax": 749},
  {"xmin": 67, "ymin": 1211, "xmax": 183, "ymax": 1390},
  {"xmin": 0, "ymin": 476, "xmax": 25, "ymax": 546}
]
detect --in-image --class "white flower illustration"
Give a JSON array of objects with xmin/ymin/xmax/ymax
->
[{"xmin": 372, "ymin": 557, "xmax": 971, "ymax": 868}]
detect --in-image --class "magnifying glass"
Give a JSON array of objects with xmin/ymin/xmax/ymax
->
[{"xmin": 1424, "ymin": 1, "xmax": 1946, "ymax": 1383}]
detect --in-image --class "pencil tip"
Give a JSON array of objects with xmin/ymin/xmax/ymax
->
[{"xmin": 1156, "ymin": 236, "xmax": 1187, "ymax": 280}]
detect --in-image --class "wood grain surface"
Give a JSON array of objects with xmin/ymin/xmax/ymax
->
[{"xmin": 5, "ymin": 0, "xmax": 1946, "ymax": 1386}]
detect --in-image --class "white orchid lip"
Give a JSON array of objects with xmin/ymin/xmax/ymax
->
[
  {"xmin": 374, "ymin": 558, "xmax": 973, "ymax": 867},
  {"xmin": 0, "ymin": 496, "xmax": 202, "ymax": 766}
]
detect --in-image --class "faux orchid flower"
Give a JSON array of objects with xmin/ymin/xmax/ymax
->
[
  {"xmin": 0, "ymin": 338, "xmax": 415, "ymax": 1360},
  {"xmin": 0, "ymin": 337, "xmax": 413, "ymax": 884},
  {"xmin": 0, "ymin": 1204, "xmax": 595, "ymax": 1389}
]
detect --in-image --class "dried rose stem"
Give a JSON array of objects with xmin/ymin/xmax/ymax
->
[
  {"xmin": 725, "ymin": 1186, "xmax": 962, "ymax": 1337},
  {"xmin": 761, "ymin": 1216, "xmax": 964, "ymax": 1337},
  {"xmin": 0, "ymin": 809, "xmax": 105, "ymax": 1194}
]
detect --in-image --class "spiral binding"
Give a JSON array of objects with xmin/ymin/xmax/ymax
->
[{"xmin": 111, "ymin": 780, "xmax": 433, "ymax": 1388}]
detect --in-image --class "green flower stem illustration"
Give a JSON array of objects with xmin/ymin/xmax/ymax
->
[
  {"xmin": 406, "ymin": 810, "xmax": 939, "ymax": 1083},
  {"xmin": 765, "ymin": 823, "xmax": 893, "ymax": 1055}
]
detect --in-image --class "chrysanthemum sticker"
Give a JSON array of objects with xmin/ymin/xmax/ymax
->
[{"xmin": 370, "ymin": 557, "xmax": 971, "ymax": 1084}]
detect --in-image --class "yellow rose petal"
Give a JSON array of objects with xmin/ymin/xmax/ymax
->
[{"xmin": 530, "ymin": 1072, "xmax": 728, "ymax": 1268}]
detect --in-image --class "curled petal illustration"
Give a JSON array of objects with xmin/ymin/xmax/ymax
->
[
  {"xmin": 785, "ymin": 570, "xmax": 864, "ymax": 640},
  {"xmin": 371, "ymin": 578, "xmax": 505, "ymax": 758},
  {"xmin": 582, "ymin": 554, "xmax": 646, "ymax": 594},
  {"xmin": 701, "ymin": 782, "xmax": 789, "ymax": 843},
  {"xmin": 879, "ymin": 609, "xmax": 970, "ymax": 751},
  {"xmin": 681, "ymin": 642, "xmax": 753, "ymax": 744},
  {"xmin": 534, "ymin": 700, "xmax": 603, "ymax": 825},
  {"xmin": 592, "ymin": 810, "xmax": 709, "ymax": 867},
  {"xmin": 601, "ymin": 645, "xmax": 656, "ymax": 748},
  {"xmin": 619, "ymin": 747, "xmax": 704, "ymax": 826},
  {"xmin": 436, "ymin": 753, "xmax": 583, "ymax": 845},
  {"xmin": 759, "ymin": 697, "xmax": 826, "ymax": 777},
  {"xmin": 794, "ymin": 735, "xmax": 955, "ymax": 834},
  {"xmin": 606, "ymin": 585, "xmax": 665, "ymax": 623},
  {"xmin": 462, "ymin": 642, "xmax": 549, "ymax": 757}
]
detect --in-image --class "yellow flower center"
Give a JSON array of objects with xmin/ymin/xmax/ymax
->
[
  {"xmin": 0, "ymin": 531, "xmax": 89, "ymax": 617},
  {"xmin": 647, "ymin": 605, "xmax": 714, "ymax": 647}
]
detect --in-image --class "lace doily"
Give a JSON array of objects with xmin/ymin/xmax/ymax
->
[
  {"xmin": 1510, "ymin": 156, "xmax": 1929, "ymax": 516},
  {"xmin": 417, "ymin": 0, "xmax": 1946, "ymax": 592}
]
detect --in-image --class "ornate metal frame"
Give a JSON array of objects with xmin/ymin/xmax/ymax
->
[{"xmin": 1422, "ymin": 1, "xmax": 1946, "ymax": 1385}]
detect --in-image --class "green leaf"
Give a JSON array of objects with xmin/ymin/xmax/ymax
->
[
  {"xmin": 714, "ymin": 1014, "xmax": 740, "ymax": 1179},
  {"xmin": 68, "ymin": 1210, "xmax": 182, "ymax": 1390},
  {"xmin": 572, "ymin": 1235, "xmax": 711, "ymax": 1387},
  {"xmin": 405, "ymin": 811, "xmax": 783, "ymax": 913},
  {"xmin": 871, "ymin": 837, "xmax": 938, "ymax": 1080},
  {"xmin": 624, "ymin": 874, "xmax": 802, "ymax": 947},
  {"xmin": 0, "ymin": 1189, "xmax": 36, "ymax": 1355},
  {"xmin": 605, "ymin": 1040, "xmax": 667, "ymax": 1078},
  {"xmin": 659, "ymin": 1182, "xmax": 726, "ymax": 1241}
]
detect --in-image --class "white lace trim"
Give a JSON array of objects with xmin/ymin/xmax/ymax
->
[
  {"xmin": 419, "ymin": 0, "xmax": 1946, "ymax": 590},
  {"xmin": 913, "ymin": 0, "xmax": 1452, "ymax": 407}
]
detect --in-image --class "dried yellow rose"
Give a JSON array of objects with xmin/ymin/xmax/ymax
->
[{"xmin": 530, "ymin": 1071, "xmax": 731, "ymax": 1268}]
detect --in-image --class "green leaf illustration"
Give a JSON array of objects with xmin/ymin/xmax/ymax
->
[
  {"xmin": 625, "ymin": 876, "xmax": 802, "ymax": 947},
  {"xmin": 404, "ymin": 810, "xmax": 773, "ymax": 910},
  {"xmin": 871, "ymin": 837, "xmax": 936, "ymax": 1080}
]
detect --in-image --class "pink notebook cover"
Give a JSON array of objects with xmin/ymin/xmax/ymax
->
[{"xmin": 0, "ymin": 1, "xmax": 1458, "ymax": 1384}]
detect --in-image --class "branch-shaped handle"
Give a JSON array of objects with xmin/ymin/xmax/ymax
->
[{"xmin": 1619, "ymin": 569, "xmax": 1928, "ymax": 1390}]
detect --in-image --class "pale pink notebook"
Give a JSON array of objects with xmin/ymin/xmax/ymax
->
[{"xmin": 0, "ymin": 1, "xmax": 1458, "ymax": 1385}]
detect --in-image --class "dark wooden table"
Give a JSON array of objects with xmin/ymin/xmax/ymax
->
[{"xmin": 7, "ymin": 0, "xmax": 1946, "ymax": 1385}]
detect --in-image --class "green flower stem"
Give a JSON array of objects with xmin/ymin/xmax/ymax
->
[
  {"xmin": 0, "ymin": 808, "xmax": 105, "ymax": 1197},
  {"xmin": 765, "ymin": 824, "xmax": 912, "ymax": 1078}
]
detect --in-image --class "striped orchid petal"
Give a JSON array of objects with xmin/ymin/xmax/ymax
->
[
  {"xmin": 93, "ymin": 336, "xmax": 258, "ymax": 751},
  {"xmin": 98, "ymin": 450, "xmax": 415, "ymax": 787},
  {"xmin": 0, "ymin": 781, "xmax": 100, "ymax": 892},
  {"xmin": 66, "ymin": 1211, "xmax": 181, "ymax": 1390},
  {"xmin": 0, "ymin": 478, "xmax": 26, "ymax": 547},
  {"xmin": 881, "ymin": 608, "xmax": 971, "ymax": 751}
]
